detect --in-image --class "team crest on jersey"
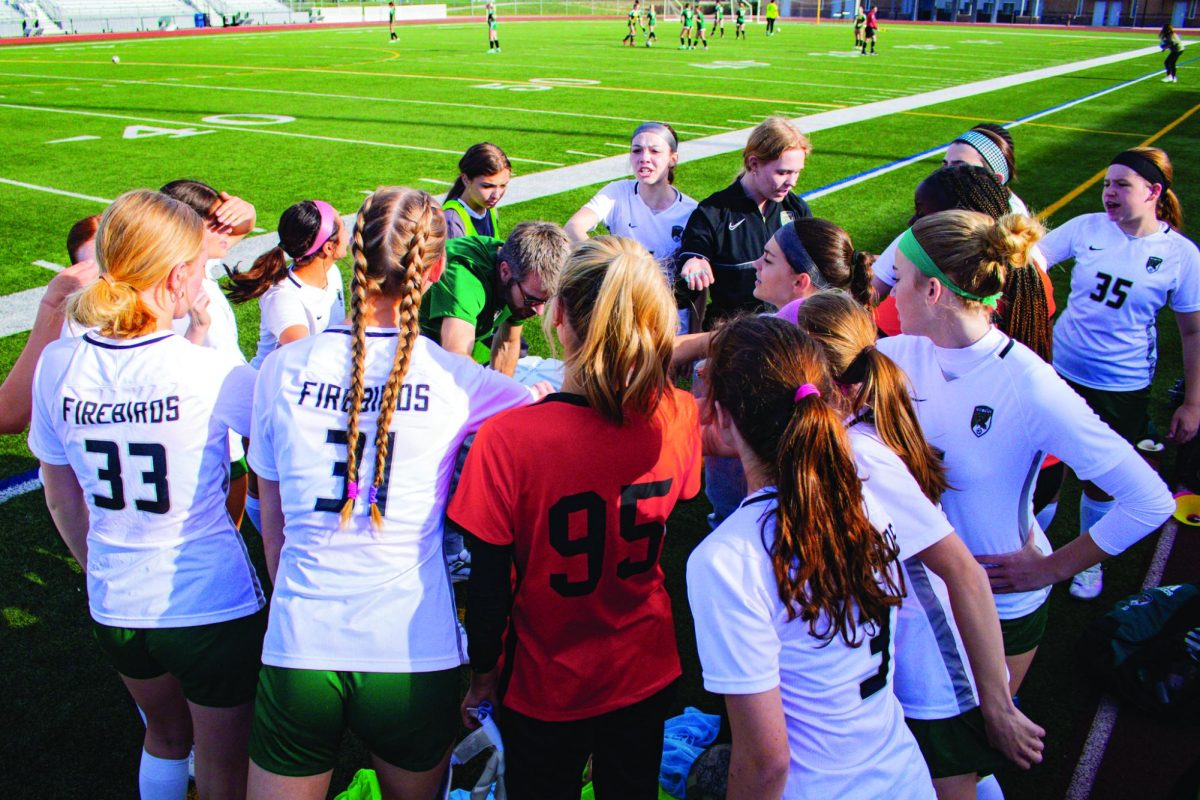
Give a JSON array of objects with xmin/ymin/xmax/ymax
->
[
  {"xmin": 672, "ymin": 225, "xmax": 684, "ymax": 242},
  {"xmin": 1146, "ymin": 256, "xmax": 1163, "ymax": 273},
  {"xmin": 780, "ymin": 210, "xmax": 793, "ymax": 225},
  {"xmin": 970, "ymin": 405, "xmax": 994, "ymax": 437}
]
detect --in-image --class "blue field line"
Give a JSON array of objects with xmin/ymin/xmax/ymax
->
[
  {"xmin": 0, "ymin": 467, "xmax": 40, "ymax": 504},
  {"xmin": 801, "ymin": 56, "xmax": 1199, "ymax": 203}
]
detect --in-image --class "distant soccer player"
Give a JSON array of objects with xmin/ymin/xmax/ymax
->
[
  {"xmin": 693, "ymin": 4, "xmax": 708, "ymax": 49},
  {"xmin": 853, "ymin": 3, "xmax": 866, "ymax": 48},
  {"xmin": 388, "ymin": 0, "xmax": 397, "ymax": 41},
  {"xmin": 713, "ymin": 1, "xmax": 725, "ymax": 37},
  {"xmin": 765, "ymin": 0, "xmax": 778, "ymax": 35},
  {"xmin": 624, "ymin": 0, "xmax": 639, "ymax": 46},
  {"xmin": 862, "ymin": 4, "xmax": 878, "ymax": 54},
  {"xmin": 680, "ymin": 1, "xmax": 693, "ymax": 48},
  {"xmin": 646, "ymin": 2, "xmax": 657, "ymax": 45},
  {"xmin": 735, "ymin": 0, "xmax": 747, "ymax": 38},
  {"xmin": 486, "ymin": 0, "xmax": 499, "ymax": 53}
]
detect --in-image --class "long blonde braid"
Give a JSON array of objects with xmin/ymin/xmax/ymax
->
[{"xmin": 339, "ymin": 192, "xmax": 376, "ymax": 528}]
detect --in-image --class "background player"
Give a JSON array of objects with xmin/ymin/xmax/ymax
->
[
  {"xmin": 486, "ymin": 0, "xmax": 499, "ymax": 53},
  {"xmin": 454, "ymin": 236, "xmax": 701, "ymax": 800},
  {"xmin": 853, "ymin": 4, "xmax": 866, "ymax": 48},
  {"xmin": 645, "ymin": 2, "xmax": 657, "ymax": 45},
  {"xmin": 692, "ymin": 4, "xmax": 708, "ymax": 49},
  {"xmin": 862, "ymin": 4, "xmax": 878, "ymax": 53},
  {"xmin": 246, "ymin": 188, "xmax": 534, "ymax": 800},
  {"xmin": 31, "ymin": 190, "xmax": 264, "ymax": 800},
  {"xmin": 713, "ymin": 2, "xmax": 725, "ymax": 37},
  {"xmin": 679, "ymin": 2, "xmax": 693, "ymax": 49},
  {"xmin": 765, "ymin": 0, "xmax": 778, "ymax": 35},
  {"xmin": 388, "ymin": 0, "xmax": 397, "ymax": 40},
  {"xmin": 735, "ymin": 0, "xmax": 747, "ymax": 38},
  {"xmin": 624, "ymin": 1, "xmax": 640, "ymax": 46}
]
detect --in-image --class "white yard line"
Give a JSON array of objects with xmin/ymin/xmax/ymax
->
[
  {"xmin": 0, "ymin": 71, "xmax": 736, "ymax": 132},
  {"xmin": 0, "ymin": 101, "xmax": 565, "ymax": 166}
]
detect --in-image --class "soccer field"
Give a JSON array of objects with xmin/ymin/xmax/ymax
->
[{"xmin": 0, "ymin": 17, "xmax": 1197, "ymax": 798}]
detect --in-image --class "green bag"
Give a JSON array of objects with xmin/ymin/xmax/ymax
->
[{"xmin": 334, "ymin": 769, "xmax": 382, "ymax": 800}]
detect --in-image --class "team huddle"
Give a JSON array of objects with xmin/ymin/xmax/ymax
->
[{"xmin": 11, "ymin": 113, "xmax": 1195, "ymax": 800}]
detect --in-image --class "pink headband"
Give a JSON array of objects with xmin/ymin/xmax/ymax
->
[
  {"xmin": 301, "ymin": 200, "xmax": 338, "ymax": 258},
  {"xmin": 794, "ymin": 383, "xmax": 820, "ymax": 403}
]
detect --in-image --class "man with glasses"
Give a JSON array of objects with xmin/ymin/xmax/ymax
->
[{"xmin": 420, "ymin": 220, "xmax": 570, "ymax": 377}]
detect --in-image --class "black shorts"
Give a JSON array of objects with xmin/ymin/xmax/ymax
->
[
  {"xmin": 502, "ymin": 681, "xmax": 678, "ymax": 800},
  {"xmin": 1062, "ymin": 377, "xmax": 1150, "ymax": 444}
]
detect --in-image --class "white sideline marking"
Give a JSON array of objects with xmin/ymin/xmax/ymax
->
[
  {"xmin": 0, "ymin": 103, "xmax": 564, "ymax": 167},
  {"xmin": 33, "ymin": 260, "xmax": 65, "ymax": 272},
  {"xmin": 566, "ymin": 150, "xmax": 606, "ymax": 158},
  {"xmin": 46, "ymin": 135, "xmax": 100, "ymax": 144},
  {"xmin": 419, "ymin": 178, "xmax": 454, "ymax": 186},
  {"xmin": 0, "ymin": 287, "xmax": 53, "ymax": 338},
  {"xmin": 1064, "ymin": 517, "xmax": 1179, "ymax": 800},
  {"xmin": 603, "ymin": 143, "xmax": 627, "ymax": 149},
  {"xmin": 498, "ymin": 45, "xmax": 1159, "ymax": 206}
]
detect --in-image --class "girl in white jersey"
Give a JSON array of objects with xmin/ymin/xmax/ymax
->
[
  {"xmin": 795, "ymin": 291, "xmax": 1044, "ymax": 799},
  {"xmin": 246, "ymin": 188, "xmax": 534, "ymax": 800},
  {"xmin": 877, "ymin": 210, "xmax": 1174, "ymax": 693},
  {"xmin": 566, "ymin": 123, "xmax": 698, "ymax": 297},
  {"xmin": 1039, "ymin": 147, "xmax": 1200, "ymax": 600},
  {"xmin": 942, "ymin": 124, "xmax": 1027, "ymax": 215},
  {"xmin": 687, "ymin": 315, "xmax": 934, "ymax": 800},
  {"xmin": 29, "ymin": 190, "xmax": 264, "ymax": 800},
  {"xmin": 226, "ymin": 199, "xmax": 348, "ymax": 369}
]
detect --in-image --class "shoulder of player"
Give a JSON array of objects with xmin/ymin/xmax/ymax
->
[{"xmin": 874, "ymin": 332, "xmax": 928, "ymax": 363}]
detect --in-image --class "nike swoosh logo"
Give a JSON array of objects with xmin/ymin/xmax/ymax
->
[
  {"xmin": 1089, "ymin": 245, "xmax": 1104, "ymax": 251},
  {"xmin": 728, "ymin": 220, "xmax": 745, "ymax": 231}
]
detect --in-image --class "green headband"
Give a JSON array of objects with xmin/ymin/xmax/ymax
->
[{"xmin": 898, "ymin": 227, "xmax": 1003, "ymax": 308}]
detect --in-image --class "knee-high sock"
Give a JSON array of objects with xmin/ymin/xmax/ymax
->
[
  {"xmin": 1079, "ymin": 494, "xmax": 1116, "ymax": 537},
  {"xmin": 244, "ymin": 494, "xmax": 262, "ymax": 535},
  {"xmin": 139, "ymin": 750, "xmax": 189, "ymax": 800}
]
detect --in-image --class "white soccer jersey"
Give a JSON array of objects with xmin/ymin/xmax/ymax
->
[
  {"xmin": 878, "ymin": 328, "xmax": 1134, "ymax": 619},
  {"xmin": 28, "ymin": 331, "xmax": 263, "ymax": 628},
  {"xmin": 848, "ymin": 423, "xmax": 977, "ymax": 720},
  {"xmin": 251, "ymin": 264, "xmax": 345, "ymax": 368},
  {"xmin": 687, "ymin": 488, "xmax": 935, "ymax": 800},
  {"xmin": 1041, "ymin": 213, "xmax": 1200, "ymax": 390},
  {"xmin": 172, "ymin": 273, "xmax": 246, "ymax": 462},
  {"xmin": 582, "ymin": 180, "xmax": 698, "ymax": 280},
  {"xmin": 249, "ymin": 328, "xmax": 534, "ymax": 672}
]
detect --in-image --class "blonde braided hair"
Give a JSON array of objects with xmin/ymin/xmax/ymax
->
[{"xmin": 341, "ymin": 187, "xmax": 446, "ymax": 529}]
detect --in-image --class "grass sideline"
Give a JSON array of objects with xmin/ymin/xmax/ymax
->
[{"xmin": 1, "ymin": 18, "xmax": 1198, "ymax": 798}]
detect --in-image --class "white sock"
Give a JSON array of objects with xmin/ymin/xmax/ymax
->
[
  {"xmin": 244, "ymin": 494, "xmax": 261, "ymax": 535},
  {"xmin": 1034, "ymin": 500, "xmax": 1058, "ymax": 533},
  {"xmin": 139, "ymin": 750, "xmax": 190, "ymax": 800},
  {"xmin": 976, "ymin": 774, "xmax": 1005, "ymax": 800},
  {"xmin": 1079, "ymin": 495, "xmax": 1116, "ymax": 537}
]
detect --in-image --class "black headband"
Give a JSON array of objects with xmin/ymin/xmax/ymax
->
[
  {"xmin": 775, "ymin": 223, "xmax": 828, "ymax": 289},
  {"xmin": 1111, "ymin": 151, "xmax": 1170, "ymax": 192}
]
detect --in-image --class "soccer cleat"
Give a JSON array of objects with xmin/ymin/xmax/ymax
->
[
  {"xmin": 448, "ymin": 549, "xmax": 472, "ymax": 583},
  {"xmin": 1069, "ymin": 564, "xmax": 1103, "ymax": 600},
  {"xmin": 1164, "ymin": 75, "xmax": 1174, "ymax": 82}
]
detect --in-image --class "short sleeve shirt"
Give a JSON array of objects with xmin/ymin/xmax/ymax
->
[
  {"xmin": 582, "ymin": 181, "xmax": 698, "ymax": 281},
  {"xmin": 448, "ymin": 389, "xmax": 702, "ymax": 721},
  {"xmin": 419, "ymin": 235, "xmax": 511, "ymax": 347}
]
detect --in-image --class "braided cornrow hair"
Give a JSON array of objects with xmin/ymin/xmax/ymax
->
[
  {"xmin": 341, "ymin": 187, "xmax": 447, "ymax": 529},
  {"xmin": 339, "ymin": 192, "xmax": 376, "ymax": 528},
  {"xmin": 921, "ymin": 164, "xmax": 1009, "ymax": 220}
]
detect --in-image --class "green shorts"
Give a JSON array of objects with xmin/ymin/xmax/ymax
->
[
  {"xmin": 998, "ymin": 600, "xmax": 1049, "ymax": 656},
  {"xmin": 906, "ymin": 707, "xmax": 1008, "ymax": 779},
  {"xmin": 249, "ymin": 665, "xmax": 460, "ymax": 777},
  {"xmin": 230, "ymin": 456, "xmax": 249, "ymax": 481},
  {"xmin": 1063, "ymin": 378, "xmax": 1150, "ymax": 444},
  {"xmin": 91, "ymin": 607, "xmax": 266, "ymax": 707}
]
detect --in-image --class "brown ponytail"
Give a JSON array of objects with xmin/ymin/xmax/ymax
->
[
  {"xmin": 708, "ymin": 315, "xmax": 903, "ymax": 645},
  {"xmin": 795, "ymin": 291, "xmax": 949, "ymax": 503},
  {"xmin": 226, "ymin": 200, "xmax": 338, "ymax": 304}
]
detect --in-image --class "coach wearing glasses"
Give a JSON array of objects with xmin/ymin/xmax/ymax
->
[{"xmin": 420, "ymin": 221, "xmax": 570, "ymax": 376}]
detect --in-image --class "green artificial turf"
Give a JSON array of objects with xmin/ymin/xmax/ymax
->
[{"xmin": 0, "ymin": 17, "xmax": 1197, "ymax": 798}]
